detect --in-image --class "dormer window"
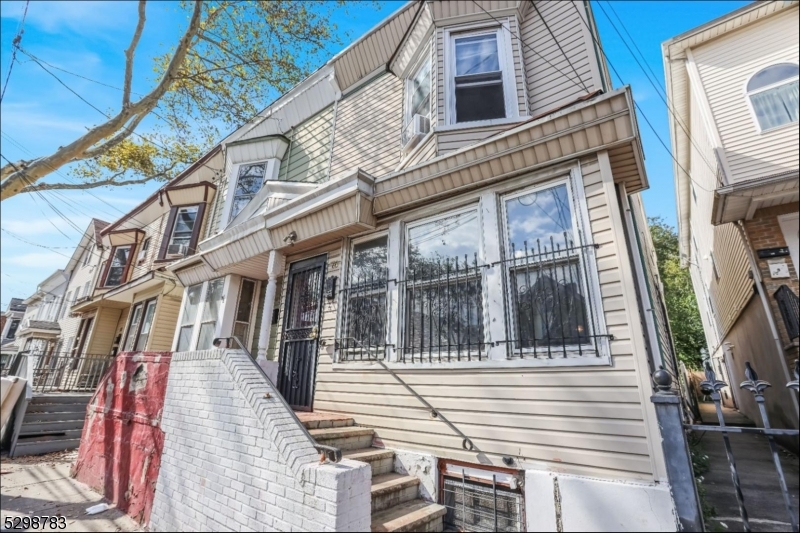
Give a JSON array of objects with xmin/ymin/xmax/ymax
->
[
  {"xmin": 159, "ymin": 204, "xmax": 204, "ymax": 260},
  {"xmin": 230, "ymin": 162, "xmax": 269, "ymax": 221},
  {"xmin": 402, "ymin": 57, "xmax": 431, "ymax": 149},
  {"xmin": 101, "ymin": 245, "xmax": 133, "ymax": 287},
  {"xmin": 446, "ymin": 26, "xmax": 517, "ymax": 125}
]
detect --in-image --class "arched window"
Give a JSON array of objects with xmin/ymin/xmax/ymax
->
[{"xmin": 746, "ymin": 63, "xmax": 799, "ymax": 131}]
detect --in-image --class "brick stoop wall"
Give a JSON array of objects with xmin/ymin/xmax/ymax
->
[{"xmin": 150, "ymin": 349, "xmax": 372, "ymax": 532}]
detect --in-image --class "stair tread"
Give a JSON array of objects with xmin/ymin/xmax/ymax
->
[
  {"xmin": 343, "ymin": 447, "xmax": 395, "ymax": 462},
  {"xmin": 309, "ymin": 426, "xmax": 374, "ymax": 439},
  {"xmin": 371, "ymin": 500, "xmax": 446, "ymax": 533},
  {"xmin": 371, "ymin": 473, "xmax": 420, "ymax": 496}
]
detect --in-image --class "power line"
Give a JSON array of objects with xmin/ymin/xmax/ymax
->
[
  {"xmin": 530, "ymin": 1, "xmax": 590, "ymax": 93},
  {"xmin": 0, "ymin": 0, "xmax": 29, "ymax": 103}
]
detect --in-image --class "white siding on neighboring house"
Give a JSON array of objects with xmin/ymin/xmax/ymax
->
[{"xmin": 691, "ymin": 8, "xmax": 799, "ymax": 183}]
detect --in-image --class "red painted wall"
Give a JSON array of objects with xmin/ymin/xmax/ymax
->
[{"xmin": 72, "ymin": 352, "xmax": 172, "ymax": 524}]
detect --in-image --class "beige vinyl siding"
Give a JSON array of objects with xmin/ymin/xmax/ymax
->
[
  {"xmin": 436, "ymin": 124, "xmax": 509, "ymax": 155},
  {"xmin": 688, "ymin": 85, "xmax": 752, "ymax": 342},
  {"xmin": 692, "ymin": 8, "xmax": 799, "ymax": 183},
  {"xmin": 148, "ymin": 290, "xmax": 183, "ymax": 352},
  {"xmin": 131, "ymin": 213, "xmax": 168, "ymax": 279},
  {"xmin": 278, "ymin": 106, "xmax": 335, "ymax": 184},
  {"xmin": 85, "ymin": 307, "xmax": 122, "ymax": 355},
  {"xmin": 402, "ymin": 133, "xmax": 438, "ymax": 169},
  {"xmin": 299, "ymin": 159, "xmax": 657, "ymax": 480},
  {"xmin": 207, "ymin": 169, "xmax": 229, "ymax": 238},
  {"xmin": 330, "ymin": 73, "xmax": 403, "ymax": 178},
  {"xmin": 428, "ymin": 1, "xmax": 519, "ymax": 21},
  {"xmin": 508, "ymin": 14, "xmax": 528, "ymax": 116},
  {"xmin": 521, "ymin": 0, "xmax": 598, "ymax": 116}
]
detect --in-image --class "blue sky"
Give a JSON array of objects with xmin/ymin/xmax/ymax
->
[{"xmin": 0, "ymin": 0, "xmax": 749, "ymax": 306}]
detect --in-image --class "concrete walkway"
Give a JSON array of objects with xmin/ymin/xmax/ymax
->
[
  {"xmin": 0, "ymin": 451, "xmax": 140, "ymax": 532},
  {"xmin": 695, "ymin": 402, "xmax": 800, "ymax": 532}
]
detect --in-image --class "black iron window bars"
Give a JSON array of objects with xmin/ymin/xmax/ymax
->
[
  {"xmin": 335, "ymin": 232, "xmax": 609, "ymax": 363},
  {"xmin": 500, "ymin": 230, "xmax": 608, "ymax": 359}
]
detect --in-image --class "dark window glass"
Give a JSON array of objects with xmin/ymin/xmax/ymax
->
[
  {"xmin": 105, "ymin": 246, "xmax": 131, "ymax": 286},
  {"xmin": 454, "ymin": 33, "xmax": 505, "ymax": 123}
]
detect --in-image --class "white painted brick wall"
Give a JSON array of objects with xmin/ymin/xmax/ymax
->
[{"xmin": 150, "ymin": 349, "xmax": 371, "ymax": 532}]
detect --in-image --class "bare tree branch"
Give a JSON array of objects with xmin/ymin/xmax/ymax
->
[
  {"xmin": 0, "ymin": 1, "xmax": 203, "ymax": 201},
  {"xmin": 82, "ymin": 112, "xmax": 147, "ymax": 158},
  {"xmin": 123, "ymin": 0, "xmax": 147, "ymax": 108},
  {"xmin": 1, "ymin": 159, "xmax": 34, "ymax": 180},
  {"xmin": 21, "ymin": 176, "xmax": 153, "ymax": 193}
]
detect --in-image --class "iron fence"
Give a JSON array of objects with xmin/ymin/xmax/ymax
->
[
  {"xmin": 684, "ymin": 359, "xmax": 800, "ymax": 532},
  {"xmin": 441, "ymin": 470, "xmax": 524, "ymax": 532},
  {"xmin": 337, "ymin": 268, "xmax": 391, "ymax": 361},
  {"xmin": 21, "ymin": 352, "xmax": 113, "ymax": 393},
  {"xmin": 774, "ymin": 284, "xmax": 800, "ymax": 340}
]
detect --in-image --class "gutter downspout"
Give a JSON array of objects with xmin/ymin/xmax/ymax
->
[{"xmin": 736, "ymin": 220, "xmax": 799, "ymax": 416}]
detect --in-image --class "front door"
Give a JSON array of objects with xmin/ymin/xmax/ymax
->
[{"xmin": 277, "ymin": 255, "xmax": 326, "ymax": 411}]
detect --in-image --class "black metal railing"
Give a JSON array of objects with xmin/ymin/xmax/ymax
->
[
  {"xmin": 337, "ymin": 268, "xmax": 391, "ymax": 361},
  {"xmin": 25, "ymin": 352, "xmax": 113, "ymax": 393},
  {"xmin": 499, "ymin": 233, "xmax": 608, "ymax": 359},
  {"xmin": 401, "ymin": 253, "xmax": 490, "ymax": 363},
  {"xmin": 774, "ymin": 284, "xmax": 799, "ymax": 340},
  {"xmin": 682, "ymin": 360, "xmax": 800, "ymax": 532},
  {"xmin": 442, "ymin": 471, "xmax": 524, "ymax": 532}
]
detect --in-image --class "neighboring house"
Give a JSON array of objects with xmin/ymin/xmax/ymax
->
[
  {"xmin": 0, "ymin": 298, "xmax": 27, "ymax": 367},
  {"xmin": 155, "ymin": 1, "xmax": 681, "ymax": 530},
  {"xmin": 67, "ymin": 148, "xmax": 222, "ymax": 359},
  {"xmin": 663, "ymin": 1, "xmax": 799, "ymax": 431},
  {"xmin": 15, "ymin": 270, "xmax": 68, "ymax": 356},
  {"xmin": 53, "ymin": 219, "xmax": 110, "ymax": 360}
]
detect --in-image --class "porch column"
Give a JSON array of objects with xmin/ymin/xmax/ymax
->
[{"xmin": 256, "ymin": 251, "xmax": 285, "ymax": 361}]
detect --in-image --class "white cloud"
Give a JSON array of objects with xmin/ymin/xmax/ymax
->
[
  {"xmin": 2, "ymin": 216, "xmax": 90, "ymax": 236},
  {"xmin": 1, "ymin": 1, "xmax": 138, "ymax": 34},
  {"xmin": 3, "ymin": 251, "xmax": 65, "ymax": 267}
]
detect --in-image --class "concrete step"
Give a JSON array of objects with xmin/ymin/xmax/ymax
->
[
  {"xmin": 371, "ymin": 474, "xmax": 420, "ymax": 513},
  {"xmin": 309, "ymin": 426, "xmax": 374, "ymax": 451},
  {"xmin": 18, "ymin": 429, "xmax": 84, "ymax": 441},
  {"xmin": 19, "ymin": 411, "xmax": 86, "ymax": 423},
  {"xmin": 20, "ymin": 420, "xmax": 85, "ymax": 434},
  {"xmin": 26, "ymin": 402, "xmax": 87, "ymax": 414},
  {"xmin": 30, "ymin": 394, "xmax": 92, "ymax": 405},
  {"xmin": 343, "ymin": 448, "xmax": 395, "ymax": 477},
  {"xmin": 371, "ymin": 499, "xmax": 446, "ymax": 533},
  {"xmin": 296, "ymin": 411, "xmax": 355, "ymax": 430},
  {"xmin": 11, "ymin": 438, "xmax": 82, "ymax": 457}
]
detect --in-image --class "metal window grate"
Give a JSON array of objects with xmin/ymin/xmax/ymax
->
[
  {"xmin": 442, "ymin": 475, "xmax": 524, "ymax": 532},
  {"xmin": 774, "ymin": 284, "xmax": 799, "ymax": 340},
  {"xmin": 337, "ymin": 268, "xmax": 391, "ymax": 361}
]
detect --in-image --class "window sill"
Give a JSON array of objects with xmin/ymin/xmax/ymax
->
[
  {"xmin": 756, "ymin": 120, "xmax": 798, "ymax": 135},
  {"xmin": 434, "ymin": 115, "xmax": 527, "ymax": 133},
  {"xmin": 332, "ymin": 353, "xmax": 611, "ymax": 371}
]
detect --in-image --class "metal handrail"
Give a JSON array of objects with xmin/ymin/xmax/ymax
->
[{"xmin": 214, "ymin": 336, "xmax": 342, "ymax": 463}]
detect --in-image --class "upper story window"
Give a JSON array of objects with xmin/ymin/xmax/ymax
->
[
  {"xmin": 746, "ymin": 63, "xmax": 799, "ymax": 132},
  {"xmin": 82, "ymin": 244, "xmax": 94, "ymax": 267},
  {"xmin": 137, "ymin": 238, "xmax": 151, "ymax": 265},
  {"xmin": 402, "ymin": 57, "xmax": 432, "ymax": 148},
  {"xmin": 159, "ymin": 205, "xmax": 203, "ymax": 260},
  {"xmin": 6, "ymin": 319, "xmax": 20, "ymax": 339},
  {"xmin": 230, "ymin": 162, "xmax": 269, "ymax": 221},
  {"xmin": 448, "ymin": 27, "xmax": 515, "ymax": 125},
  {"xmin": 101, "ymin": 245, "xmax": 133, "ymax": 287}
]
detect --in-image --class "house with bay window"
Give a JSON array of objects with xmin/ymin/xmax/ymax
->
[
  {"xmin": 64, "ymin": 148, "xmax": 222, "ymax": 361},
  {"xmin": 148, "ymin": 1, "xmax": 683, "ymax": 531}
]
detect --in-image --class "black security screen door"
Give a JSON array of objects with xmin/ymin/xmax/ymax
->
[{"xmin": 277, "ymin": 255, "xmax": 326, "ymax": 411}]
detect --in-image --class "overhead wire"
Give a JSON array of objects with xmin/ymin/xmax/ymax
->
[{"xmin": 0, "ymin": 0, "xmax": 29, "ymax": 103}]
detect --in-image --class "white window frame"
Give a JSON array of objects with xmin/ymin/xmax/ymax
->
[
  {"xmin": 166, "ymin": 205, "xmax": 200, "ymax": 256},
  {"xmin": 137, "ymin": 237, "xmax": 151, "ymax": 265},
  {"xmin": 743, "ymin": 63, "xmax": 799, "ymax": 134},
  {"xmin": 171, "ymin": 277, "xmax": 227, "ymax": 352},
  {"xmin": 232, "ymin": 277, "xmax": 260, "ymax": 350},
  {"xmin": 444, "ymin": 21, "xmax": 519, "ymax": 127},
  {"xmin": 399, "ymin": 204, "xmax": 488, "ymax": 361},
  {"xmin": 336, "ymin": 232, "xmax": 391, "ymax": 362},
  {"xmin": 224, "ymin": 159, "xmax": 280, "ymax": 225},
  {"xmin": 498, "ymin": 176, "xmax": 604, "ymax": 359}
]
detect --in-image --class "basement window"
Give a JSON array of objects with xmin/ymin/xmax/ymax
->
[{"xmin": 440, "ymin": 463, "xmax": 524, "ymax": 532}]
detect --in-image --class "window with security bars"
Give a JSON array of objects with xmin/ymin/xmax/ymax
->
[
  {"xmin": 402, "ymin": 210, "xmax": 488, "ymax": 362},
  {"xmin": 501, "ymin": 182, "xmax": 602, "ymax": 358},
  {"xmin": 338, "ymin": 237, "xmax": 389, "ymax": 360},
  {"xmin": 442, "ymin": 476, "xmax": 524, "ymax": 532}
]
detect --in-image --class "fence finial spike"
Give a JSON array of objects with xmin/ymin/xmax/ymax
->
[{"xmin": 740, "ymin": 361, "xmax": 771, "ymax": 396}]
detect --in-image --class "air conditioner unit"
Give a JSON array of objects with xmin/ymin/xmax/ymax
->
[
  {"xmin": 166, "ymin": 243, "xmax": 188, "ymax": 257},
  {"xmin": 402, "ymin": 114, "xmax": 430, "ymax": 152}
]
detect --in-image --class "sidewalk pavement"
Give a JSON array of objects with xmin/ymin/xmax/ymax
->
[{"xmin": 1, "ymin": 451, "xmax": 140, "ymax": 532}]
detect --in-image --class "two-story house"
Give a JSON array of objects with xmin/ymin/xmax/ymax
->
[
  {"xmin": 150, "ymin": 1, "xmax": 682, "ymax": 531},
  {"xmin": 0, "ymin": 298, "xmax": 27, "ymax": 368},
  {"xmin": 67, "ymin": 148, "xmax": 222, "ymax": 360},
  {"xmin": 663, "ymin": 1, "xmax": 799, "ymax": 433},
  {"xmin": 14, "ymin": 270, "xmax": 69, "ymax": 357}
]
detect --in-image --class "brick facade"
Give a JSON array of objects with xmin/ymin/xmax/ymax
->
[
  {"xmin": 743, "ymin": 203, "xmax": 799, "ymax": 369},
  {"xmin": 150, "ymin": 349, "xmax": 371, "ymax": 532}
]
